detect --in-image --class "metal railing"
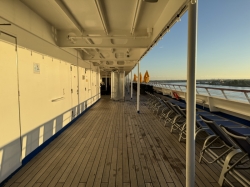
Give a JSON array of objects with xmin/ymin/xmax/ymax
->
[{"xmin": 150, "ymin": 83, "xmax": 250, "ymax": 103}]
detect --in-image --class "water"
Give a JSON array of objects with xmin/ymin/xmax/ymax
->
[{"xmin": 155, "ymin": 82, "xmax": 250, "ymax": 103}]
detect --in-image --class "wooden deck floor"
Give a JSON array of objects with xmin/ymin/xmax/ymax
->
[{"xmin": 3, "ymin": 94, "xmax": 223, "ymax": 187}]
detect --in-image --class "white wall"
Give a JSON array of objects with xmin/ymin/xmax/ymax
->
[
  {"xmin": 0, "ymin": 40, "xmax": 100, "ymax": 184},
  {"xmin": 0, "ymin": 0, "xmax": 78, "ymax": 66},
  {"xmin": 0, "ymin": 1, "xmax": 101, "ymax": 183},
  {"xmin": 0, "ymin": 40, "xmax": 22, "ymax": 182}
]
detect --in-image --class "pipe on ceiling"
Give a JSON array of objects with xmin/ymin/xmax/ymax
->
[
  {"xmin": 94, "ymin": 0, "xmax": 108, "ymax": 35},
  {"xmin": 81, "ymin": 48, "xmax": 92, "ymax": 56},
  {"xmin": 131, "ymin": 0, "xmax": 143, "ymax": 35},
  {"xmin": 69, "ymin": 35, "xmax": 149, "ymax": 40}
]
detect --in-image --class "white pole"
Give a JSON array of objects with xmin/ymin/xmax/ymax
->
[
  {"xmin": 127, "ymin": 74, "xmax": 129, "ymax": 94},
  {"xmin": 111, "ymin": 72, "xmax": 113, "ymax": 99},
  {"xmin": 131, "ymin": 70, "xmax": 133, "ymax": 99},
  {"xmin": 137, "ymin": 62, "xmax": 140, "ymax": 113},
  {"xmin": 123, "ymin": 71, "xmax": 125, "ymax": 101},
  {"xmin": 105, "ymin": 74, "xmax": 107, "ymax": 91},
  {"xmin": 126, "ymin": 75, "xmax": 128, "ymax": 93},
  {"xmin": 186, "ymin": 1, "xmax": 198, "ymax": 187}
]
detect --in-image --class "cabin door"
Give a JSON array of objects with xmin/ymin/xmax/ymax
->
[
  {"xmin": 78, "ymin": 67, "xmax": 86, "ymax": 112},
  {"xmin": 0, "ymin": 36, "xmax": 22, "ymax": 183},
  {"xmin": 70, "ymin": 65, "xmax": 78, "ymax": 118},
  {"xmin": 91, "ymin": 70, "xmax": 96, "ymax": 99},
  {"xmin": 96, "ymin": 71, "xmax": 100, "ymax": 98},
  {"xmin": 85, "ymin": 69, "xmax": 91, "ymax": 106}
]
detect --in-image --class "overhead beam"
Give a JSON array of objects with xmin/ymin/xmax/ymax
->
[
  {"xmin": 69, "ymin": 35, "xmax": 150, "ymax": 39},
  {"xmin": 55, "ymin": 0, "xmax": 83, "ymax": 32},
  {"xmin": 81, "ymin": 48, "xmax": 93, "ymax": 57},
  {"xmin": 86, "ymin": 58, "xmax": 141, "ymax": 61},
  {"xmin": 94, "ymin": 0, "xmax": 108, "ymax": 35},
  {"xmin": 58, "ymin": 30, "xmax": 151, "ymax": 48},
  {"xmin": 131, "ymin": 0, "xmax": 142, "ymax": 35},
  {"xmin": 61, "ymin": 45, "xmax": 148, "ymax": 48}
]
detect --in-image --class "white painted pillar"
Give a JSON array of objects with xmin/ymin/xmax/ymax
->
[
  {"xmin": 137, "ymin": 62, "xmax": 140, "ymax": 113},
  {"xmin": 105, "ymin": 74, "xmax": 107, "ymax": 91},
  {"xmin": 123, "ymin": 71, "xmax": 125, "ymax": 101},
  {"xmin": 111, "ymin": 72, "xmax": 113, "ymax": 99},
  {"xmin": 131, "ymin": 70, "xmax": 133, "ymax": 99},
  {"xmin": 127, "ymin": 74, "xmax": 129, "ymax": 94},
  {"xmin": 126, "ymin": 75, "xmax": 128, "ymax": 93},
  {"xmin": 186, "ymin": 1, "xmax": 198, "ymax": 187}
]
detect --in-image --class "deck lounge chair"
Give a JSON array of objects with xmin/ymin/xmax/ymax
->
[
  {"xmin": 162, "ymin": 100, "xmax": 185, "ymax": 128},
  {"xmin": 173, "ymin": 106, "xmax": 215, "ymax": 142},
  {"xmin": 198, "ymin": 115, "xmax": 241, "ymax": 165},
  {"xmin": 151, "ymin": 95, "xmax": 167, "ymax": 115},
  {"xmin": 218, "ymin": 126, "xmax": 250, "ymax": 187},
  {"xmin": 145, "ymin": 92, "xmax": 173, "ymax": 121},
  {"xmin": 199, "ymin": 116, "xmax": 250, "ymax": 167}
]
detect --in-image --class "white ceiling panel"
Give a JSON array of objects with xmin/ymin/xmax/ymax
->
[
  {"xmin": 21, "ymin": 0, "xmax": 76, "ymax": 30},
  {"xmin": 19, "ymin": 0, "xmax": 188, "ymax": 75},
  {"xmin": 63, "ymin": 0, "xmax": 104, "ymax": 32}
]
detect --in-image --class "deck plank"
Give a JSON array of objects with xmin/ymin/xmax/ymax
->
[
  {"xmin": 2, "ymin": 93, "xmax": 233, "ymax": 187},
  {"xmin": 4, "ymin": 114, "xmax": 95, "ymax": 187}
]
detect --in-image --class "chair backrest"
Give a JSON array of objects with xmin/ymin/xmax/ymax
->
[
  {"xmin": 153, "ymin": 95, "xmax": 162, "ymax": 103},
  {"xmin": 221, "ymin": 126, "xmax": 250, "ymax": 156},
  {"xmin": 172, "ymin": 105, "xmax": 186, "ymax": 117},
  {"xmin": 176, "ymin": 105, "xmax": 186, "ymax": 117},
  {"xmin": 162, "ymin": 100, "xmax": 178, "ymax": 114},
  {"xmin": 199, "ymin": 115, "xmax": 238, "ymax": 148}
]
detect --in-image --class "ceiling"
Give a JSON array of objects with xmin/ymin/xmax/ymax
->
[{"xmin": 20, "ymin": 0, "xmax": 187, "ymax": 76}]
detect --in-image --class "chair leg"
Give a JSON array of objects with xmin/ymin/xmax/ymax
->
[
  {"xmin": 218, "ymin": 150, "xmax": 243, "ymax": 186},
  {"xmin": 199, "ymin": 135, "xmax": 218, "ymax": 163},
  {"xmin": 178, "ymin": 123, "xmax": 186, "ymax": 142}
]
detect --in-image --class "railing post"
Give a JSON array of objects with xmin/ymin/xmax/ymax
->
[
  {"xmin": 244, "ymin": 92, "xmax": 250, "ymax": 103},
  {"xmin": 221, "ymin": 90, "xmax": 228, "ymax": 99},
  {"xmin": 205, "ymin": 88, "xmax": 211, "ymax": 96},
  {"xmin": 186, "ymin": 1, "xmax": 198, "ymax": 187},
  {"xmin": 137, "ymin": 61, "xmax": 140, "ymax": 113}
]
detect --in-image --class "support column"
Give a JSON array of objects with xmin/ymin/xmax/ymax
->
[
  {"xmin": 105, "ymin": 74, "xmax": 107, "ymax": 91},
  {"xmin": 131, "ymin": 70, "xmax": 133, "ymax": 99},
  {"xmin": 127, "ymin": 73, "xmax": 129, "ymax": 94},
  {"xmin": 137, "ymin": 62, "xmax": 140, "ymax": 113},
  {"xmin": 126, "ymin": 75, "xmax": 128, "ymax": 93},
  {"xmin": 186, "ymin": 1, "xmax": 198, "ymax": 187}
]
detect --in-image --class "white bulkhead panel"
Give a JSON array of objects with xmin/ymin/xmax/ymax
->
[
  {"xmin": 85, "ymin": 69, "xmax": 92, "ymax": 105},
  {"xmin": 0, "ymin": 40, "xmax": 22, "ymax": 183},
  {"xmin": 70, "ymin": 65, "xmax": 78, "ymax": 108},
  {"xmin": 78, "ymin": 67, "xmax": 87, "ymax": 104},
  {"xmin": 18, "ymin": 48, "xmax": 71, "ymax": 136}
]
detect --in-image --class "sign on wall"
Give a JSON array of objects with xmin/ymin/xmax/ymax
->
[{"xmin": 33, "ymin": 63, "xmax": 40, "ymax": 74}]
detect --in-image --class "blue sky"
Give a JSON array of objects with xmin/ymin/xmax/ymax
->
[{"xmin": 135, "ymin": 0, "xmax": 250, "ymax": 80}]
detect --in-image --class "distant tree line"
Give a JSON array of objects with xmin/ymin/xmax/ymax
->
[
  {"xmin": 209, "ymin": 80, "xmax": 250, "ymax": 87},
  {"xmin": 150, "ymin": 79, "xmax": 250, "ymax": 87}
]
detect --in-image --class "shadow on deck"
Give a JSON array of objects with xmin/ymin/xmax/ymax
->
[{"xmin": 2, "ymin": 93, "xmax": 225, "ymax": 187}]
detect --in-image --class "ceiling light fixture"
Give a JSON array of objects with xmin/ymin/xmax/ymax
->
[
  {"xmin": 143, "ymin": 0, "xmax": 158, "ymax": 2},
  {"xmin": 191, "ymin": 0, "xmax": 197, "ymax": 4},
  {"xmin": 176, "ymin": 15, "xmax": 181, "ymax": 22},
  {"xmin": 166, "ymin": 26, "xmax": 170, "ymax": 33}
]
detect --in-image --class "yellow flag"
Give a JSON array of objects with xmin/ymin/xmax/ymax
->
[
  {"xmin": 144, "ymin": 70, "xmax": 150, "ymax": 83},
  {"xmin": 133, "ymin": 74, "xmax": 137, "ymax": 82}
]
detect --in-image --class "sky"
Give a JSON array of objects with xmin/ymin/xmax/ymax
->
[{"xmin": 134, "ymin": 0, "xmax": 250, "ymax": 80}]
